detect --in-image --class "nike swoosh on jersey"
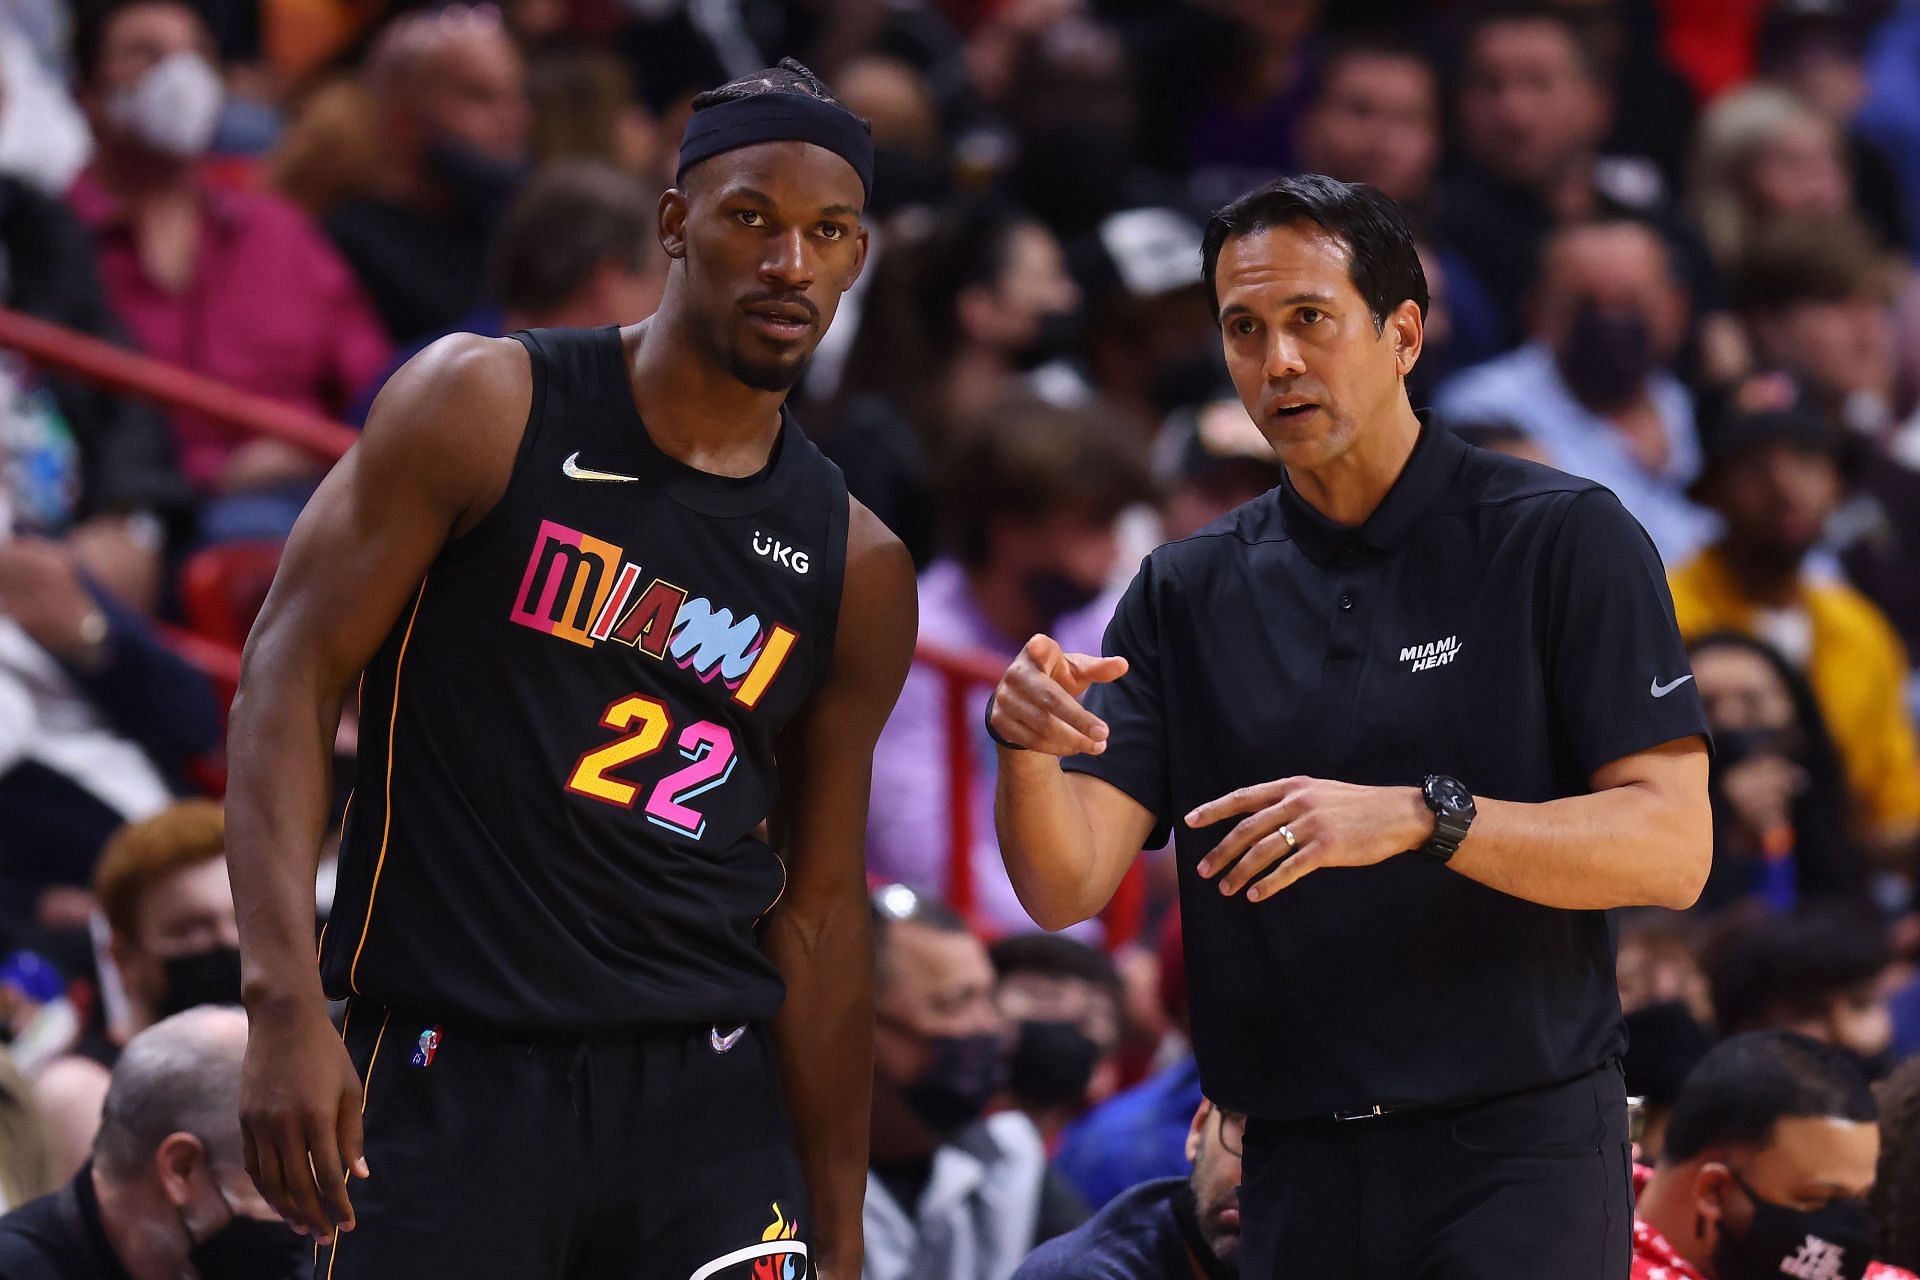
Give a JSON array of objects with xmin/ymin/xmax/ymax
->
[
  {"xmin": 562, "ymin": 451, "xmax": 641, "ymax": 483},
  {"xmin": 1650, "ymin": 674, "xmax": 1695, "ymax": 698},
  {"xmin": 710, "ymin": 1024, "xmax": 747, "ymax": 1054}
]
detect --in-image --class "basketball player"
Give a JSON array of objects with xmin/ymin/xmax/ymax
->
[{"xmin": 225, "ymin": 61, "xmax": 914, "ymax": 1280}]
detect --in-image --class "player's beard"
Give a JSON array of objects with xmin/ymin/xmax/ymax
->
[{"xmin": 725, "ymin": 341, "xmax": 812, "ymax": 393}]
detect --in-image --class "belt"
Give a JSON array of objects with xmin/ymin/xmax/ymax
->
[{"xmin": 1331, "ymin": 1103, "xmax": 1420, "ymax": 1122}]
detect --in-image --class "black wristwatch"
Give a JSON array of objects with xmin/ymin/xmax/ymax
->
[{"xmin": 1417, "ymin": 774, "xmax": 1476, "ymax": 864}]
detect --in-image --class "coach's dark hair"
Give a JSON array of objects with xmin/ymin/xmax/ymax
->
[
  {"xmin": 1661, "ymin": 1030, "xmax": 1877, "ymax": 1164},
  {"xmin": 689, "ymin": 56, "xmax": 869, "ymax": 132},
  {"xmin": 1200, "ymin": 173, "xmax": 1428, "ymax": 330},
  {"xmin": 1708, "ymin": 898, "xmax": 1892, "ymax": 1037},
  {"xmin": 488, "ymin": 162, "xmax": 656, "ymax": 315}
]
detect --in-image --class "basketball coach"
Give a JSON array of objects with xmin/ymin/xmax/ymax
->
[{"xmin": 987, "ymin": 173, "xmax": 1712, "ymax": 1279}]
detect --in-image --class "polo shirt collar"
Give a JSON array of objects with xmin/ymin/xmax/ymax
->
[{"xmin": 1276, "ymin": 412, "xmax": 1467, "ymax": 565}]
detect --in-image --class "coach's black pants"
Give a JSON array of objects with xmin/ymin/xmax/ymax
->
[
  {"xmin": 1239, "ymin": 1062, "xmax": 1633, "ymax": 1280},
  {"xmin": 317, "ymin": 999, "xmax": 812, "ymax": 1280}
]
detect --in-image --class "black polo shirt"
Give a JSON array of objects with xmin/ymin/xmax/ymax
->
[
  {"xmin": 1064, "ymin": 421, "xmax": 1707, "ymax": 1120},
  {"xmin": 0, "ymin": 1165, "xmax": 135, "ymax": 1279}
]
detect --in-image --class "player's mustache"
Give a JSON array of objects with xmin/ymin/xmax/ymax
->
[{"xmin": 741, "ymin": 292, "xmax": 819, "ymax": 324}]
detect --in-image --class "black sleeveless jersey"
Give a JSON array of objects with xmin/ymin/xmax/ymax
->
[{"xmin": 319, "ymin": 326, "xmax": 850, "ymax": 1031}]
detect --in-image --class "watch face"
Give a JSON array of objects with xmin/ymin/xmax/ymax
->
[{"xmin": 1429, "ymin": 776, "xmax": 1472, "ymax": 814}]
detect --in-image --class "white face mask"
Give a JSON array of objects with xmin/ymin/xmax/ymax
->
[{"xmin": 106, "ymin": 50, "xmax": 223, "ymax": 158}]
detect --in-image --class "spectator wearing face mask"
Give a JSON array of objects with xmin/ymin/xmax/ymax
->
[
  {"xmin": 1631, "ymin": 1030, "xmax": 1916, "ymax": 1280},
  {"xmin": 1434, "ymin": 219, "xmax": 1716, "ymax": 565},
  {"xmin": 1689, "ymin": 630, "xmax": 1868, "ymax": 914},
  {"xmin": 67, "ymin": 0, "xmax": 391, "ymax": 519},
  {"xmin": 865, "ymin": 886, "xmax": 1088, "ymax": 1280},
  {"xmin": 1013, "ymin": 1097, "xmax": 1241, "ymax": 1280},
  {"xmin": 864, "ymin": 399, "xmax": 1149, "ymax": 937},
  {"xmin": 0, "ymin": 1006, "xmax": 310, "ymax": 1280},
  {"xmin": 1709, "ymin": 902, "xmax": 1900, "ymax": 1086},
  {"xmin": 1671, "ymin": 398, "xmax": 1920, "ymax": 864},
  {"xmin": 988, "ymin": 933, "xmax": 1124, "ymax": 1150},
  {"xmin": 325, "ymin": 3, "xmax": 533, "ymax": 345},
  {"xmin": 34, "ymin": 802, "xmax": 243, "ymax": 1183}
]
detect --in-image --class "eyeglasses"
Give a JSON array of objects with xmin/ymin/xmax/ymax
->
[{"xmin": 1216, "ymin": 1108, "xmax": 1247, "ymax": 1157}]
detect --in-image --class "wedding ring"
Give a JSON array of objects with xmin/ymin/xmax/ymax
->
[{"xmin": 1278, "ymin": 823, "xmax": 1298, "ymax": 851}]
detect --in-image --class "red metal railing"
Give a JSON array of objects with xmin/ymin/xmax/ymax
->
[{"xmin": 0, "ymin": 305, "xmax": 1145, "ymax": 945}]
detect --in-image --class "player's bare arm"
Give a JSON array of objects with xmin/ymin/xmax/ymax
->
[
  {"xmin": 226, "ymin": 334, "xmax": 530, "ymax": 1243},
  {"xmin": 990, "ymin": 634, "xmax": 1158, "ymax": 932},
  {"xmin": 764, "ymin": 498, "xmax": 915, "ymax": 1280}
]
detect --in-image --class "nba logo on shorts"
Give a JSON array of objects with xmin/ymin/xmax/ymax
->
[{"xmin": 410, "ymin": 1025, "xmax": 442, "ymax": 1068}]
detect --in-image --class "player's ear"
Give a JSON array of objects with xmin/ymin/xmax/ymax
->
[{"xmin": 659, "ymin": 189, "xmax": 690, "ymax": 260}]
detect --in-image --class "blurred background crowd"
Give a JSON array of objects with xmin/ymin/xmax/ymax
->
[{"xmin": 5, "ymin": 0, "xmax": 1920, "ymax": 1273}]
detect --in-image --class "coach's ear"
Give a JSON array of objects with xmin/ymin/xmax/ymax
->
[
  {"xmin": 1388, "ymin": 298, "xmax": 1423, "ymax": 379},
  {"xmin": 659, "ymin": 189, "xmax": 689, "ymax": 260}
]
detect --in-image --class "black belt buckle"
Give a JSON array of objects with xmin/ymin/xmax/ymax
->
[{"xmin": 1333, "ymin": 1104, "xmax": 1390, "ymax": 1122}]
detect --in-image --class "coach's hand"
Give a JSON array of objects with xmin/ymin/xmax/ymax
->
[
  {"xmin": 1187, "ymin": 778, "xmax": 1435, "ymax": 900},
  {"xmin": 241, "ymin": 1000, "xmax": 369, "ymax": 1244},
  {"xmin": 990, "ymin": 634, "xmax": 1128, "ymax": 757}
]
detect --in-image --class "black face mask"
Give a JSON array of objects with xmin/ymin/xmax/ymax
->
[
  {"xmin": 900, "ymin": 1032, "xmax": 1007, "ymax": 1135},
  {"xmin": 424, "ymin": 140, "xmax": 527, "ymax": 227},
  {"xmin": 1557, "ymin": 300, "xmax": 1656, "ymax": 413},
  {"xmin": 158, "ymin": 946, "xmax": 243, "ymax": 1019},
  {"xmin": 182, "ymin": 1177, "xmax": 310, "ymax": 1280},
  {"xmin": 1008, "ymin": 1019, "xmax": 1100, "ymax": 1110},
  {"xmin": 1022, "ymin": 569, "xmax": 1103, "ymax": 626},
  {"xmin": 1711, "ymin": 1175, "xmax": 1877, "ymax": 1280}
]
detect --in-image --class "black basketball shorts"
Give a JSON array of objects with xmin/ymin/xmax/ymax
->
[{"xmin": 316, "ymin": 999, "xmax": 812, "ymax": 1280}]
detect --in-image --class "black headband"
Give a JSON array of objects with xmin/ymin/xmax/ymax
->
[{"xmin": 677, "ymin": 93, "xmax": 874, "ymax": 202}]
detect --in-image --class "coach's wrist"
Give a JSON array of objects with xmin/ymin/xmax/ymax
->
[{"xmin": 1398, "ymin": 786, "xmax": 1437, "ymax": 853}]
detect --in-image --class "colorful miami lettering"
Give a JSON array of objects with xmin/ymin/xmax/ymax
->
[{"xmin": 509, "ymin": 519, "xmax": 797, "ymax": 710}]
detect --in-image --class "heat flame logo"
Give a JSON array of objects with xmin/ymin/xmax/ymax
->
[{"xmin": 751, "ymin": 1204, "xmax": 802, "ymax": 1280}]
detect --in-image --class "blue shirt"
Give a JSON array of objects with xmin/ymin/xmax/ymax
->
[
  {"xmin": 1011, "ymin": 1178, "xmax": 1194, "ymax": 1280},
  {"xmin": 1434, "ymin": 342, "xmax": 1716, "ymax": 566},
  {"xmin": 1053, "ymin": 1055, "xmax": 1203, "ymax": 1208}
]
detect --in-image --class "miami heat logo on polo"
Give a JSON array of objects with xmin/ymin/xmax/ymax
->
[
  {"xmin": 687, "ymin": 1203, "xmax": 808, "ymax": 1280},
  {"xmin": 509, "ymin": 518, "xmax": 800, "ymax": 710}
]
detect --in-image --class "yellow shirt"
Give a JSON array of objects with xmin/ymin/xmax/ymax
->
[{"xmin": 1669, "ymin": 546, "xmax": 1920, "ymax": 841}]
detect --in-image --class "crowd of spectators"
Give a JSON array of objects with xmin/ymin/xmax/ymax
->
[{"xmin": 2, "ymin": 0, "xmax": 1920, "ymax": 1275}]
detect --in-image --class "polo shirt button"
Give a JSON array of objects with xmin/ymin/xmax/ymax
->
[{"xmin": 1339, "ymin": 593, "xmax": 1355, "ymax": 611}]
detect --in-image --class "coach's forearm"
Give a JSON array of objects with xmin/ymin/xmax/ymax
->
[
  {"xmin": 225, "ymin": 645, "xmax": 340, "ymax": 1015},
  {"xmin": 994, "ymin": 751, "xmax": 1123, "ymax": 931},
  {"xmin": 766, "ymin": 890, "xmax": 871, "ymax": 1278},
  {"xmin": 1443, "ymin": 783, "xmax": 1712, "ymax": 910}
]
